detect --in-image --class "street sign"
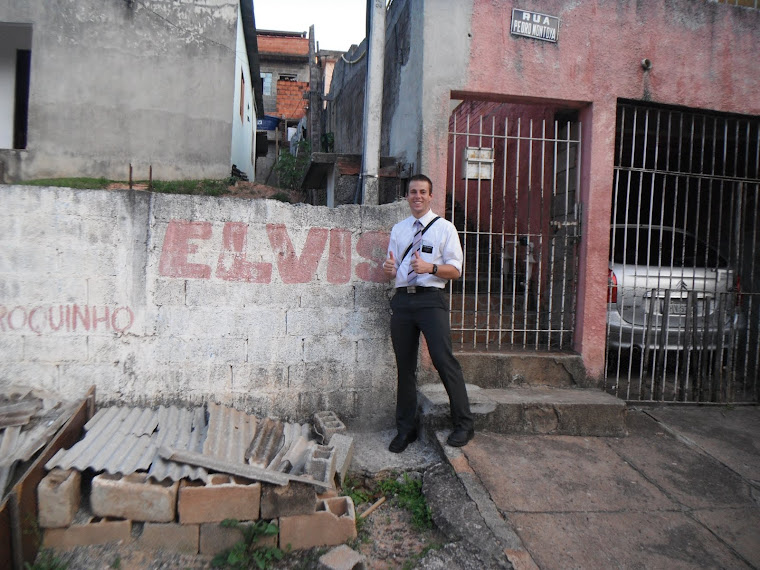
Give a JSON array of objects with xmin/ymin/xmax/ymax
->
[{"xmin": 511, "ymin": 9, "xmax": 559, "ymax": 43}]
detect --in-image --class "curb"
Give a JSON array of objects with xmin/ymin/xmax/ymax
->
[{"xmin": 431, "ymin": 430, "xmax": 539, "ymax": 570}]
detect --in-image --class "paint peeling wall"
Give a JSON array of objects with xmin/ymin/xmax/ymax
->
[
  {"xmin": 0, "ymin": 185, "xmax": 407, "ymax": 429},
  {"xmin": 0, "ymin": 0, "xmax": 243, "ymax": 182}
]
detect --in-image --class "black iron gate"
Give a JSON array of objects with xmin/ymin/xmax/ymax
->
[{"xmin": 606, "ymin": 101, "xmax": 760, "ymax": 403}]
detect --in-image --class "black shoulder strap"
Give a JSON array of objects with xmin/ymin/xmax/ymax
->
[{"xmin": 401, "ymin": 216, "xmax": 441, "ymax": 261}]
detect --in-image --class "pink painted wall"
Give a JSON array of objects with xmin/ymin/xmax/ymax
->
[{"xmin": 420, "ymin": 0, "xmax": 760, "ymax": 380}]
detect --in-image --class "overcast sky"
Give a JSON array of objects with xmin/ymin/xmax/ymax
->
[{"xmin": 254, "ymin": 0, "xmax": 367, "ymax": 52}]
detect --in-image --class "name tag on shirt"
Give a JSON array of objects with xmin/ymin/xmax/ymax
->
[{"xmin": 421, "ymin": 243, "xmax": 433, "ymax": 254}]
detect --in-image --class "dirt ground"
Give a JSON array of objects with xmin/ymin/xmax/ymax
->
[
  {"xmin": 40, "ymin": 481, "xmax": 445, "ymax": 570},
  {"xmin": 105, "ymin": 181, "xmax": 307, "ymax": 204},
  {"xmin": 221, "ymin": 181, "xmax": 307, "ymax": 203}
]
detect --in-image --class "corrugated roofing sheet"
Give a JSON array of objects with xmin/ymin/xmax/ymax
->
[
  {"xmin": 46, "ymin": 405, "xmax": 209, "ymax": 482},
  {"xmin": 43, "ymin": 402, "xmax": 330, "ymax": 487},
  {"xmin": 148, "ymin": 406, "xmax": 208, "ymax": 483},
  {"xmin": 203, "ymin": 402, "xmax": 257, "ymax": 463}
]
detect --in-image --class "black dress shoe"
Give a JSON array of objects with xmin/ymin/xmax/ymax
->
[
  {"xmin": 447, "ymin": 427, "xmax": 475, "ymax": 447},
  {"xmin": 389, "ymin": 430, "xmax": 418, "ymax": 453}
]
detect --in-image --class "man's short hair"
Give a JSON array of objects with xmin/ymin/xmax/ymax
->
[{"xmin": 408, "ymin": 174, "xmax": 433, "ymax": 194}]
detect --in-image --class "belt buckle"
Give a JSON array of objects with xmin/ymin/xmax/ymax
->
[{"xmin": 406, "ymin": 286, "xmax": 417, "ymax": 294}]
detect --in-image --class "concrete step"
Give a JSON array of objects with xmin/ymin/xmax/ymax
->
[
  {"xmin": 418, "ymin": 384, "xmax": 627, "ymax": 437},
  {"xmin": 419, "ymin": 352, "xmax": 587, "ymax": 389}
]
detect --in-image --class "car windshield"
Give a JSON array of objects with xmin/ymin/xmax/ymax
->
[{"xmin": 611, "ymin": 227, "xmax": 728, "ymax": 268}]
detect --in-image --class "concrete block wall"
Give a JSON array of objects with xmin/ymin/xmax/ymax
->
[
  {"xmin": 39, "ymin": 470, "xmax": 355, "ymax": 554},
  {"xmin": 0, "ymin": 185, "xmax": 409, "ymax": 428}
]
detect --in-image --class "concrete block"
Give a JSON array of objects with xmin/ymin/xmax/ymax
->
[
  {"xmin": 178, "ymin": 475, "xmax": 261, "ymax": 523},
  {"xmin": 305, "ymin": 444, "xmax": 337, "ymax": 486},
  {"xmin": 260, "ymin": 482, "xmax": 317, "ymax": 519},
  {"xmin": 286, "ymin": 308, "xmax": 350, "ymax": 337},
  {"xmin": 90, "ymin": 472, "xmax": 178, "ymax": 523},
  {"xmin": 318, "ymin": 544, "xmax": 367, "ymax": 570},
  {"xmin": 136, "ymin": 522, "xmax": 199, "ymax": 554},
  {"xmin": 313, "ymin": 411, "xmax": 346, "ymax": 444},
  {"xmin": 38, "ymin": 468, "xmax": 81, "ymax": 528},
  {"xmin": 280, "ymin": 496, "xmax": 357, "ymax": 551},
  {"xmin": 329, "ymin": 434, "xmax": 354, "ymax": 487},
  {"xmin": 199, "ymin": 520, "xmax": 278, "ymax": 556},
  {"xmin": 43, "ymin": 518, "xmax": 132, "ymax": 550},
  {"xmin": 303, "ymin": 337, "xmax": 357, "ymax": 364}
]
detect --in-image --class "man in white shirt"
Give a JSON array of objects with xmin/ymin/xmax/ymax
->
[{"xmin": 382, "ymin": 174, "xmax": 474, "ymax": 453}]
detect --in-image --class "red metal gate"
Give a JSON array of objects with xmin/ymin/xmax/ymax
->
[{"xmin": 446, "ymin": 100, "xmax": 582, "ymax": 352}]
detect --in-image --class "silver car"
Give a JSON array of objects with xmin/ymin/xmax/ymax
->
[{"xmin": 607, "ymin": 225, "xmax": 742, "ymax": 353}]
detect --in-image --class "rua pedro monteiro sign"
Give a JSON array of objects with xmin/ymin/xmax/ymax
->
[{"xmin": 511, "ymin": 9, "xmax": 559, "ymax": 43}]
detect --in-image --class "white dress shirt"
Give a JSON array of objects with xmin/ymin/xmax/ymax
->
[{"xmin": 388, "ymin": 210, "xmax": 464, "ymax": 288}]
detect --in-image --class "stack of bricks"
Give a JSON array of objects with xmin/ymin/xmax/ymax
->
[
  {"xmin": 257, "ymin": 35, "xmax": 309, "ymax": 57},
  {"xmin": 37, "ymin": 471, "xmax": 356, "ymax": 555},
  {"xmin": 275, "ymin": 80, "xmax": 308, "ymax": 120}
]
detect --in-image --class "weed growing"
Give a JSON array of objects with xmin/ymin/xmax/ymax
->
[
  {"xmin": 25, "ymin": 549, "xmax": 68, "ymax": 570},
  {"xmin": 401, "ymin": 542, "xmax": 444, "ymax": 570},
  {"xmin": 23, "ymin": 177, "xmax": 110, "ymax": 189},
  {"xmin": 377, "ymin": 473, "xmax": 433, "ymax": 531},
  {"xmin": 210, "ymin": 519, "xmax": 284, "ymax": 570},
  {"xmin": 274, "ymin": 140, "xmax": 310, "ymax": 190},
  {"xmin": 341, "ymin": 475, "xmax": 371, "ymax": 507}
]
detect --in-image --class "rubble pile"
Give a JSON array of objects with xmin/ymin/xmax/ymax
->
[
  {"xmin": 0, "ymin": 388, "xmax": 80, "ymax": 499},
  {"xmin": 36, "ymin": 403, "xmax": 357, "ymax": 556}
]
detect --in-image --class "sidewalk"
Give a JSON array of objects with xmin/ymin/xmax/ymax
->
[{"xmin": 442, "ymin": 405, "xmax": 760, "ymax": 569}]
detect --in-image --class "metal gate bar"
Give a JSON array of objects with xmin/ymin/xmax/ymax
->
[
  {"xmin": 447, "ymin": 104, "xmax": 581, "ymax": 352},
  {"xmin": 606, "ymin": 101, "xmax": 760, "ymax": 403}
]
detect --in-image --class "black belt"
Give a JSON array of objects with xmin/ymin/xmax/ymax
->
[{"xmin": 396, "ymin": 286, "xmax": 441, "ymax": 294}]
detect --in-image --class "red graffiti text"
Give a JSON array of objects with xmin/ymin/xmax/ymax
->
[
  {"xmin": 0, "ymin": 304, "xmax": 135, "ymax": 335},
  {"xmin": 158, "ymin": 220, "xmax": 390, "ymax": 284}
]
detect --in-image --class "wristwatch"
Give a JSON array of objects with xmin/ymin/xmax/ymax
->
[{"xmin": 432, "ymin": 264, "xmax": 438, "ymax": 275}]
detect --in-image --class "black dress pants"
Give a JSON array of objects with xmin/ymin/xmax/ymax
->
[{"xmin": 390, "ymin": 288, "xmax": 473, "ymax": 435}]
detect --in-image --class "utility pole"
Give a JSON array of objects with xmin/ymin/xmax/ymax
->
[{"xmin": 361, "ymin": 0, "xmax": 386, "ymax": 205}]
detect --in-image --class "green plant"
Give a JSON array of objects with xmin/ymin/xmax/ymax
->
[
  {"xmin": 110, "ymin": 555, "xmax": 121, "ymax": 569},
  {"xmin": 321, "ymin": 132, "xmax": 334, "ymax": 153},
  {"xmin": 20, "ymin": 177, "xmax": 231, "ymax": 197},
  {"xmin": 25, "ymin": 549, "xmax": 68, "ymax": 570},
  {"xmin": 270, "ymin": 191, "xmax": 292, "ymax": 203},
  {"xmin": 274, "ymin": 140, "xmax": 311, "ymax": 190},
  {"xmin": 23, "ymin": 177, "xmax": 110, "ymax": 189},
  {"xmin": 211, "ymin": 519, "xmax": 283, "ymax": 569},
  {"xmin": 401, "ymin": 542, "xmax": 443, "ymax": 570},
  {"xmin": 377, "ymin": 473, "xmax": 432, "ymax": 530},
  {"xmin": 341, "ymin": 475, "xmax": 371, "ymax": 507}
]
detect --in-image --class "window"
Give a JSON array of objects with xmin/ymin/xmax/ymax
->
[
  {"xmin": 13, "ymin": 49, "xmax": 30, "ymax": 149},
  {"xmin": 279, "ymin": 73, "xmax": 297, "ymax": 81},
  {"xmin": 239, "ymin": 71, "xmax": 245, "ymax": 122},
  {"xmin": 0, "ymin": 24, "xmax": 33, "ymax": 150},
  {"xmin": 261, "ymin": 72, "xmax": 272, "ymax": 95}
]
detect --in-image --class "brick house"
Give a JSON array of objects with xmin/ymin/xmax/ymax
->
[{"xmin": 255, "ymin": 30, "xmax": 311, "ymax": 184}]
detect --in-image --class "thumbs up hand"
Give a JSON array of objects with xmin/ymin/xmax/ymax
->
[
  {"xmin": 410, "ymin": 250, "xmax": 431, "ymax": 275},
  {"xmin": 383, "ymin": 250, "xmax": 397, "ymax": 278}
]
